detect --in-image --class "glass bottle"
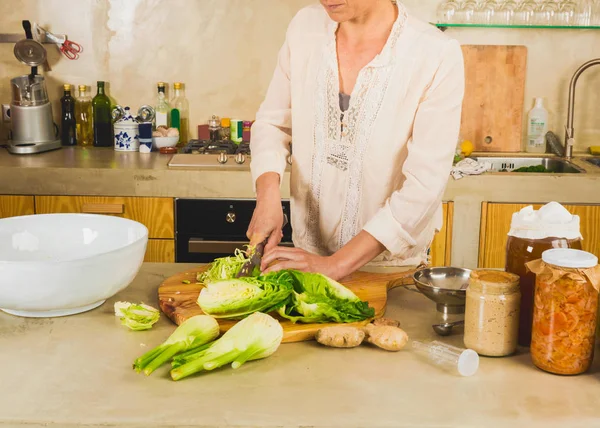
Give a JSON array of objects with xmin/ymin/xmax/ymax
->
[
  {"xmin": 170, "ymin": 82, "xmax": 189, "ymax": 147},
  {"xmin": 75, "ymin": 85, "xmax": 93, "ymax": 146},
  {"xmin": 92, "ymin": 81, "xmax": 113, "ymax": 147},
  {"xmin": 155, "ymin": 82, "xmax": 170, "ymax": 129},
  {"xmin": 60, "ymin": 84, "xmax": 77, "ymax": 146}
]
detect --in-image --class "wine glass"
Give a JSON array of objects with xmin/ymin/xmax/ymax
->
[
  {"xmin": 558, "ymin": 0, "xmax": 577, "ymax": 26},
  {"xmin": 437, "ymin": 0, "xmax": 461, "ymax": 24},
  {"xmin": 457, "ymin": 0, "xmax": 479, "ymax": 24},
  {"xmin": 497, "ymin": 0, "xmax": 518, "ymax": 25},
  {"xmin": 536, "ymin": 0, "xmax": 559, "ymax": 25},
  {"xmin": 515, "ymin": 0, "xmax": 537, "ymax": 25},
  {"xmin": 477, "ymin": 0, "xmax": 499, "ymax": 25}
]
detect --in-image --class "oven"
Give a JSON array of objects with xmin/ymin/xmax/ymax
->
[{"xmin": 175, "ymin": 198, "xmax": 294, "ymax": 263}]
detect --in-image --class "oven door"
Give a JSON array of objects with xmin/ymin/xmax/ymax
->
[{"xmin": 175, "ymin": 198, "xmax": 293, "ymax": 263}]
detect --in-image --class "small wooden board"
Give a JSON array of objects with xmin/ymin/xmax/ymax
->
[{"xmin": 158, "ymin": 267, "xmax": 416, "ymax": 343}]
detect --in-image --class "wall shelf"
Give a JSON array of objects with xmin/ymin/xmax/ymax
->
[{"xmin": 434, "ymin": 23, "xmax": 600, "ymax": 31}]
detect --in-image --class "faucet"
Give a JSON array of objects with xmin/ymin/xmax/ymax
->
[{"xmin": 564, "ymin": 58, "xmax": 600, "ymax": 160}]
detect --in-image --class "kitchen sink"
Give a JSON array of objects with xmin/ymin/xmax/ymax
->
[
  {"xmin": 470, "ymin": 157, "xmax": 584, "ymax": 174},
  {"xmin": 584, "ymin": 157, "xmax": 600, "ymax": 168}
]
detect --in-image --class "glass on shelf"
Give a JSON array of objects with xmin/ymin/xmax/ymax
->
[
  {"xmin": 497, "ymin": 0, "xmax": 518, "ymax": 25},
  {"xmin": 437, "ymin": 0, "xmax": 460, "ymax": 24},
  {"xmin": 457, "ymin": 0, "xmax": 479, "ymax": 24},
  {"xmin": 477, "ymin": 0, "xmax": 499, "ymax": 25},
  {"xmin": 535, "ymin": 0, "xmax": 559, "ymax": 25},
  {"xmin": 515, "ymin": 0, "xmax": 537, "ymax": 25},
  {"xmin": 558, "ymin": 0, "xmax": 578, "ymax": 26}
]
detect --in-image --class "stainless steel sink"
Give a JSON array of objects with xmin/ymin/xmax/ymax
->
[
  {"xmin": 470, "ymin": 157, "xmax": 584, "ymax": 173},
  {"xmin": 584, "ymin": 157, "xmax": 600, "ymax": 168}
]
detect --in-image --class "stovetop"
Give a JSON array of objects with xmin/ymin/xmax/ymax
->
[
  {"xmin": 181, "ymin": 139, "xmax": 251, "ymax": 155},
  {"xmin": 168, "ymin": 139, "xmax": 253, "ymax": 169}
]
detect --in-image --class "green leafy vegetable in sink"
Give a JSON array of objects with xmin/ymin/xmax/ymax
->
[
  {"xmin": 170, "ymin": 312, "xmax": 283, "ymax": 381},
  {"xmin": 509, "ymin": 165, "xmax": 551, "ymax": 173},
  {"xmin": 275, "ymin": 271, "xmax": 375, "ymax": 323},
  {"xmin": 114, "ymin": 301, "xmax": 160, "ymax": 331},
  {"xmin": 197, "ymin": 272, "xmax": 294, "ymax": 320},
  {"xmin": 133, "ymin": 315, "xmax": 220, "ymax": 375}
]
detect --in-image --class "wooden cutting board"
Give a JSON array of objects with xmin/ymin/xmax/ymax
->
[
  {"xmin": 460, "ymin": 45, "xmax": 528, "ymax": 152},
  {"xmin": 158, "ymin": 267, "xmax": 417, "ymax": 343}
]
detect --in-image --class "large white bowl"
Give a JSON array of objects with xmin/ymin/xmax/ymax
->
[{"xmin": 0, "ymin": 214, "xmax": 148, "ymax": 318}]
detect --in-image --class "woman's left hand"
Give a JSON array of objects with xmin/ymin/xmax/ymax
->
[{"xmin": 261, "ymin": 247, "xmax": 342, "ymax": 281}]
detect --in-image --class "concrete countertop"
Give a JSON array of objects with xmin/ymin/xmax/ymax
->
[{"xmin": 0, "ymin": 263, "xmax": 599, "ymax": 428}]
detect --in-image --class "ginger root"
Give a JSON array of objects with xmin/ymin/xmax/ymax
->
[
  {"xmin": 365, "ymin": 324, "xmax": 409, "ymax": 352},
  {"xmin": 372, "ymin": 317, "xmax": 401, "ymax": 328},
  {"xmin": 315, "ymin": 326, "xmax": 365, "ymax": 348}
]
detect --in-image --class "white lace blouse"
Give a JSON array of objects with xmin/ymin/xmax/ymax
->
[{"xmin": 250, "ymin": 3, "xmax": 465, "ymax": 267}]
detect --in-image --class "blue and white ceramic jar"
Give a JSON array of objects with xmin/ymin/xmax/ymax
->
[{"xmin": 113, "ymin": 107, "xmax": 139, "ymax": 152}]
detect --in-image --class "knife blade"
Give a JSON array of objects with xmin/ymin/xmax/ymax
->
[{"xmin": 236, "ymin": 215, "xmax": 288, "ymax": 278}]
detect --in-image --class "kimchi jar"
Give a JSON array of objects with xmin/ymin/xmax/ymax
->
[
  {"xmin": 505, "ymin": 203, "xmax": 582, "ymax": 347},
  {"xmin": 527, "ymin": 249, "xmax": 600, "ymax": 375}
]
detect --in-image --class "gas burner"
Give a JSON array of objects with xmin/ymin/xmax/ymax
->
[{"xmin": 181, "ymin": 139, "xmax": 251, "ymax": 156}]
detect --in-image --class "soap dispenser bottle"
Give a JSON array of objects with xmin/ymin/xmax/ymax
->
[{"xmin": 526, "ymin": 97, "xmax": 549, "ymax": 154}]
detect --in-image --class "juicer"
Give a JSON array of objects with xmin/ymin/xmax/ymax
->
[{"xmin": 5, "ymin": 25, "xmax": 61, "ymax": 154}]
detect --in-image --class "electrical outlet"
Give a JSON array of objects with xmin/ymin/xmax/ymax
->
[{"xmin": 1, "ymin": 104, "xmax": 10, "ymax": 122}]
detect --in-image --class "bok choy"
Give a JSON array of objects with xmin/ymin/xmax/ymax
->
[
  {"xmin": 170, "ymin": 312, "xmax": 283, "ymax": 381},
  {"xmin": 133, "ymin": 315, "xmax": 220, "ymax": 375}
]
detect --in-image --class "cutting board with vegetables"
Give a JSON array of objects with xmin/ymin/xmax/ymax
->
[
  {"xmin": 460, "ymin": 45, "xmax": 528, "ymax": 152},
  {"xmin": 158, "ymin": 267, "xmax": 417, "ymax": 343}
]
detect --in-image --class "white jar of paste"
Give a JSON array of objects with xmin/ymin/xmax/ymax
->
[{"xmin": 464, "ymin": 270, "xmax": 521, "ymax": 357}]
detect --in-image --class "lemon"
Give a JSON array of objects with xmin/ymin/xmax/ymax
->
[{"xmin": 460, "ymin": 140, "xmax": 474, "ymax": 157}]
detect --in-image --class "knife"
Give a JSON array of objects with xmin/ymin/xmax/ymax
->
[{"xmin": 236, "ymin": 215, "xmax": 288, "ymax": 278}]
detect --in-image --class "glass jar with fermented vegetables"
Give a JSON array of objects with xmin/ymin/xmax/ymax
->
[{"xmin": 527, "ymin": 249, "xmax": 600, "ymax": 376}]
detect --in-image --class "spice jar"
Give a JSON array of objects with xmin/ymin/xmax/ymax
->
[
  {"xmin": 505, "ymin": 203, "xmax": 582, "ymax": 347},
  {"xmin": 464, "ymin": 270, "xmax": 521, "ymax": 357},
  {"xmin": 527, "ymin": 249, "xmax": 600, "ymax": 375}
]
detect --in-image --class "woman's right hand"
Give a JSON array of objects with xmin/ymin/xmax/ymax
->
[{"xmin": 247, "ymin": 172, "xmax": 284, "ymax": 253}]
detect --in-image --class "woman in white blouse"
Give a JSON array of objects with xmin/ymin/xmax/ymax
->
[{"xmin": 247, "ymin": 0, "xmax": 465, "ymax": 280}]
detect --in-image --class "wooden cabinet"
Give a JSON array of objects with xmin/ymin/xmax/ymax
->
[
  {"xmin": 0, "ymin": 195, "xmax": 34, "ymax": 218},
  {"xmin": 479, "ymin": 203, "xmax": 600, "ymax": 268},
  {"xmin": 430, "ymin": 202, "xmax": 453, "ymax": 267},
  {"xmin": 35, "ymin": 196, "xmax": 175, "ymax": 263}
]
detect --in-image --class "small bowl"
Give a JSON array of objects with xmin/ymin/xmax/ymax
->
[
  {"xmin": 152, "ymin": 135, "xmax": 179, "ymax": 149},
  {"xmin": 413, "ymin": 267, "xmax": 471, "ymax": 314},
  {"xmin": 0, "ymin": 214, "xmax": 148, "ymax": 318}
]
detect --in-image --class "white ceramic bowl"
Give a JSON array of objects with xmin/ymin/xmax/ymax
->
[
  {"xmin": 0, "ymin": 214, "xmax": 148, "ymax": 318},
  {"xmin": 152, "ymin": 135, "xmax": 179, "ymax": 149}
]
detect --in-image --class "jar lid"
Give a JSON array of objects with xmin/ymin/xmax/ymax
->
[
  {"xmin": 542, "ymin": 248, "xmax": 598, "ymax": 269},
  {"xmin": 14, "ymin": 39, "xmax": 47, "ymax": 67},
  {"xmin": 221, "ymin": 117, "xmax": 231, "ymax": 127},
  {"xmin": 469, "ymin": 269, "xmax": 520, "ymax": 294}
]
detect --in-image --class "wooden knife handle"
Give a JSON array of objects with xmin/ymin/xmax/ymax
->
[{"xmin": 81, "ymin": 203, "xmax": 124, "ymax": 214}]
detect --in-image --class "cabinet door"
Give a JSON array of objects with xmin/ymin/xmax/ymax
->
[
  {"xmin": 35, "ymin": 196, "xmax": 174, "ymax": 239},
  {"xmin": 479, "ymin": 203, "xmax": 600, "ymax": 268},
  {"xmin": 145, "ymin": 240, "xmax": 175, "ymax": 263},
  {"xmin": 0, "ymin": 195, "xmax": 34, "ymax": 218},
  {"xmin": 430, "ymin": 202, "xmax": 453, "ymax": 267}
]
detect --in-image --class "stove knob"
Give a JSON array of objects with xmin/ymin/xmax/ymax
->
[
  {"xmin": 226, "ymin": 212, "xmax": 236, "ymax": 223},
  {"xmin": 235, "ymin": 153, "xmax": 246, "ymax": 164},
  {"xmin": 217, "ymin": 152, "xmax": 228, "ymax": 164}
]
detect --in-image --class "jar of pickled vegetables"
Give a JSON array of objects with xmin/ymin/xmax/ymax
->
[
  {"xmin": 464, "ymin": 270, "xmax": 521, "ymax": 357},
  {"xmin": 505, "ymin": 203, "xmax": 582, "ymax": 347},
  {"xmin": 527, "ymin": 249, "xmax": 600, "ymax": 375}
]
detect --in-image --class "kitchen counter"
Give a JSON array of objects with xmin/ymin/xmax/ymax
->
[
  {"xmin": 1, "ymin": 263, "xmax": 598, "ymax": 428},
  {"xmin": 1, "ymin": 147, "xmax": 600, "ymax": 268}
]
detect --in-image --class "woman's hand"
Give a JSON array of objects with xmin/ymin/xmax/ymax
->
[
  {"xmin": 261, "ymin": 247, "xmax": 342, "ymax": 281},
  {"xmin": 247, "ymin": 172, "xmax": 284, "ymax": 253}
]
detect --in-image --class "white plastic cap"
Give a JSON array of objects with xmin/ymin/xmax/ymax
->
[
  {"xmin": 534, "ymin": 97, "xmax": 544, "ymax": 108},
  {"xmin": 458, "ymin": 349, "xmax": 479, "ymax": 377},
  {"xmin": 542, "ymin": 248, "xmax": 598, "ymax": 269}
]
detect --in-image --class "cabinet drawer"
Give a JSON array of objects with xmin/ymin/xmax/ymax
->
[
  {"xmin": 0, "ymin": 195, "xmax": 34, "ymax": 218},
  {"xmin": 145, "ymin": 239, "xmax": 175, "ymax": 263},
  {"xmin": 35, "ymin": 196, "xmax": 174, "ymax": 239}
]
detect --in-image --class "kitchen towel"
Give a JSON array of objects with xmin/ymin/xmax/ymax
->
[{"xmin": 451, "ymin": 158, "xmax": 492, "ymax": 180}]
